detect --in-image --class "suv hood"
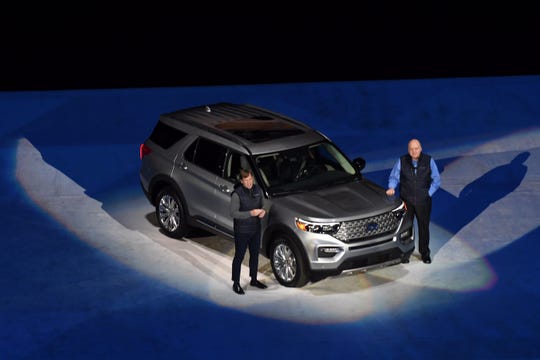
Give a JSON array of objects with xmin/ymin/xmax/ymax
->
[{"xmin": 271, "ymin": 180, "xmax": 400, "ymax": 220}]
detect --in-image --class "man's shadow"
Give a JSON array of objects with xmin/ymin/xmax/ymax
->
[{"xmin": 430, "ymin": 151, "xmax": 530, "ymax": 254}]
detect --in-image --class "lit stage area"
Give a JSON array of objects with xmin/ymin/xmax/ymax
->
[{"xmin": 2, "ymin": 76, "xmax": 539, "ymax": 359}]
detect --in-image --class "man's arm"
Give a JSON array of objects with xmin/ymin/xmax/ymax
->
[
  {"xmin": 386, "ymin": 159, "xmax": 401, "ymax": 195},
  {"xmin": 230, "ymin": 192, "xmax": 252, "ymax": 219},
  {"xmin": 429, "ymin": 158, "xmax": 441, "ymax": 197}
]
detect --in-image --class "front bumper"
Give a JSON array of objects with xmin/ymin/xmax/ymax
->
[{"xmin": 306, "ymin": 224, "xmax": 415, "ymax": 274}]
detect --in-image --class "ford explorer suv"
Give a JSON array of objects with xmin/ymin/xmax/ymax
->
[{"xmin": 139, "ymin": 103, "xmax": 414, "ymax": 287}]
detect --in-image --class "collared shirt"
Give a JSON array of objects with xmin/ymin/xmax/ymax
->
[{"xmin": 388, "ymin": 157, "xmax": 441, "ymax": 197}]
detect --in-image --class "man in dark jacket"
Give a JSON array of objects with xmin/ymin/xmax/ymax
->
[
  {"xmin": 230, "ymin": 168, "xmax": 270, "ymax": 294},
  {"xmin": 386, "ymin": 139, "xmax": 441, "ymax": 264}
]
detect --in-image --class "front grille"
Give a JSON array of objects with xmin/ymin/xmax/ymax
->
[{"xmin": 334, "ymin": 211, "xmax": 399, "ymax": 243}]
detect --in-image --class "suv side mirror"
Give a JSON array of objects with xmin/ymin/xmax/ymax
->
[{"xmin": 352, "ymin": 157, "xmax": 366, "ymax": 172}]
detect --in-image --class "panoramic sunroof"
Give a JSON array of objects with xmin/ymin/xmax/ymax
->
[{"xmin": 214, "ymin": 118, "xmax": 305, "ymax": 143}]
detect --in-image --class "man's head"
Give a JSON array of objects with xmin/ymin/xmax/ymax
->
[
  {"xmin": 239, "ymin": 168, "xmax": 254, "ymax": 189},
  {"xmin": 408, "ymin": 139, "xmax": 422, "ymax": 161}
]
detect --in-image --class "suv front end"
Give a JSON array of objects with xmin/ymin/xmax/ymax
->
[{"xmin": 263, "ymin": 182, "xmax": 414, "ymax": 286}]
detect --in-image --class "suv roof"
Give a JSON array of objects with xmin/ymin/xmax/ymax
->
[{"xmin": 160, "ymin": 102, "xmax": 325, "ymax": 153}]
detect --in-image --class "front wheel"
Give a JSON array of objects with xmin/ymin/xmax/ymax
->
[
  {"xmin": 270, "ymin": 236, "xmax": 309, "ymax": 287},
  {"xmin": 155, "ymin": 187, "xmax": 190, "ymax": 238}
]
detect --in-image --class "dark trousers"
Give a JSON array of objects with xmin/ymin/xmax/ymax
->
[
  {"xmin": 406, "ymin": 198, "xmax": 432, "ymax": 257},
  {"xmin": 231, "ymin": 229, "xmax": 261, "ymax": 283}
]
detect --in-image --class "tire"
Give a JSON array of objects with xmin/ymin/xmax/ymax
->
[
  {"xmin": 270, "ymin": 236, "xmax": 309, "ymax": 287},
  {"xmin": 155, "ymin": 186, "xmax": 190, "ymax": 238}
]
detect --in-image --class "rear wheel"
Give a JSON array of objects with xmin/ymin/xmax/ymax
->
[
  {"xmin": 155, "ymin": 187, "xmax": 190, "ymax": 238},
  {"xmin": 270, "ymin": 236, "xmax": 309, "ymax": 287}
]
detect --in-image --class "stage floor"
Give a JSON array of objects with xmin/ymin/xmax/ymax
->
[{"xmin": 2, "ymin": 77, "xmax": 540, "ymax": 359}]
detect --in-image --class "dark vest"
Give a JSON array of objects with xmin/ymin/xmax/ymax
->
[
  {"xmin": 233, "ymin": 184, "xmax": 263, "ymax": 233},
  {"xmin": 399, "ymin": 153, "xmax": 432, "ymax": 205}
]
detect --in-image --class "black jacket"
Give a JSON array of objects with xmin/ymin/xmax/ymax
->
[
  {"xmin": 232, "ymin": 185, "xmax": 263, "ymax": 233},
  {"xmin": 399, "ymin": 153, "xmax": 432, "ymax": 205}
]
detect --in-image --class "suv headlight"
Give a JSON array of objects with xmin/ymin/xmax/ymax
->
[
  {"xmin": 295, "ymin": 218, "xmax": 340, "ymax": 235},
  {"xmin": 392, "ymin": 201, "xmax": 407, "ymax": 220}
]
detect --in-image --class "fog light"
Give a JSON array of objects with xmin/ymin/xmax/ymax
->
[
  {"xmin": 318, "ymin": 247, "xmax": 342, "ymax": 258},
  {"xmin": 399, "ymin": 228, "xmax": 413, "ymax": 243}
]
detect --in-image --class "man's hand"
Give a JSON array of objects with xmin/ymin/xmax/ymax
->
[
  {"xmin": 386, "ymin": 188, "xmax": 395, "ymax": 196},
  {"xmin": 250, "ymin": 209, "xmax": 265, "ymax": 217}
]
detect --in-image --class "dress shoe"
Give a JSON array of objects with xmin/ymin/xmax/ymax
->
[
  {"xmin": 401, "ymin": 257, "xmax": 410, "ymax": 264},
  {"xmin": 232, "ymin": 282, "xmax": 245, "ymax": 295},
  {"xmin": 422, "ymin": 256, "xmax": 432, "ymax": 264},
  {"xmin": 250, "ymin": 279, "xmax": 267, "ymax": 289}
]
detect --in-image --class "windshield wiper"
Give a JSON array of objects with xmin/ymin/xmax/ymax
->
[{"xmin": 270, "ymin": 188, "xmax": 309, "ymax": 197}]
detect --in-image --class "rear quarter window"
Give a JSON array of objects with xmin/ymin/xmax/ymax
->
[{"xmin": 149, "ymin": 121, "xmax": 187, "ymax": 149}]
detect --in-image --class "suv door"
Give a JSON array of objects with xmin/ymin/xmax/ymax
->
[{"xmin": 179, "ymin": 137, "xmax": 227, "ymax": 229}]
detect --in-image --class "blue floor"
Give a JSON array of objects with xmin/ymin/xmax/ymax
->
[{"xmin": 1, "ymin": 76, "xmax": 540, "ymax": 359}]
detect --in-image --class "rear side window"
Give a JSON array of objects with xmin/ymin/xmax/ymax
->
[
  {"xmin": 149, "ymin": 121, "xmax": 187, "ymax": 149},
  {"xmin": 185, "ymin": 137, "xmax": 228, "ymax": 176}
]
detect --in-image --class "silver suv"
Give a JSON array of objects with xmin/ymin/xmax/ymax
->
[{"xmin": 139, "ymin": 103, "xmax": 414, "ymax": 287}]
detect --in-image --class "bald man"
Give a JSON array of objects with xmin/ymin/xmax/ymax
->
[{"xmin": 386, "ymin": 139, "xmax": 441, "ymax": 264}]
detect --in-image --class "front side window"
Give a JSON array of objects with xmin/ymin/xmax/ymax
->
[{"xmin": 224, "ymin": 151, "xmax": 251, "ymax": 182}]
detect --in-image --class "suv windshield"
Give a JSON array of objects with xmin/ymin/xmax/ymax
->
[{"xmin": 255, "ymin": 141, "xmax": 358, "ymax": 196}]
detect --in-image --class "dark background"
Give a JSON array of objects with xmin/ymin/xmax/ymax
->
[{"xmin": 2, "ymin": 10, "xmax": 540, "ymax": 91}]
